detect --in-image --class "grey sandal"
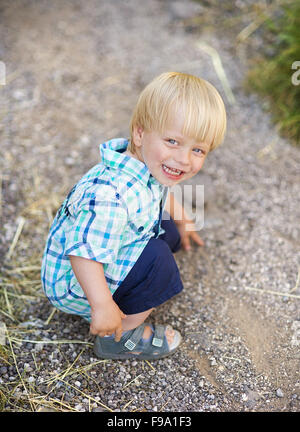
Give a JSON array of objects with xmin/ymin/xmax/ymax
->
[{"xmin": 93, "ymin": 323, "xmax": 182, "ymax": 360}]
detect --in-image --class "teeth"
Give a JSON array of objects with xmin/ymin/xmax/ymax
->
[{"xmin": 162, "ymin": 164, "xmax": 183, "ymax": 176}]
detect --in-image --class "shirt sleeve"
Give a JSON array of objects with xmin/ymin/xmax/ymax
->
[{"xmin": 64, "ymin": 195, "xmax": 128, "ymax": 263}]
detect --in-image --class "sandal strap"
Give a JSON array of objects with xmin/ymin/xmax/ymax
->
[
  {"xmin": 152, "ymin": 324, "xmax": 165, "ymax": 347},
  {"xmin": 123, "ymin": 323, "xmax": 165, "ymax": 351},
  {"xmin": 123, "ymin": 323, "xmax": 146, "ymax": 351}
]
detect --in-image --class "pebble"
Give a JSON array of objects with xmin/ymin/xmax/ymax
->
[
  {"xmin": 210, "ymin": 357, "xmax": 217, "ymax": 366},
  {"xmin": 276, "ymin": 388, "xmax": 284, "ymax": 398}
]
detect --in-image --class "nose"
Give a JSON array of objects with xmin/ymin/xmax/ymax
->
[{"xmin": 175, "ymin": 148, "xmax": 191, "ymax": 167}]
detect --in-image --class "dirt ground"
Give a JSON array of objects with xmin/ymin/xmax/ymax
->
[{"xmin": 0, "ymin": 0, "xmax": 299, "ymax": 412}]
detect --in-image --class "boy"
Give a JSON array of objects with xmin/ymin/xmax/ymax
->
[{"xmin": 41, "ymin": 72, "xmax": 226, "ymax": 360}]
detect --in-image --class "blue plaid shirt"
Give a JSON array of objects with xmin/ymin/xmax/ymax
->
[{"xmin": 41, "ymin": 138, "xmax": 168, "ymax": 316}]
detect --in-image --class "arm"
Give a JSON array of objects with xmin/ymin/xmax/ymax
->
[
  {"xmin": 69, "ymin": 255, "xmax": 126, "ymax": 341},
  {"xmin": 165, "ymin": 192, "xmax": 204, "ymax": 250},
  {"xmin": 165, "ymin": 191, "xmax": 190, "ymax": 223}
]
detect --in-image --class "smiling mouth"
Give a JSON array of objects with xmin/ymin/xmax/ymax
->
[{"xmin": 162, "ymin": 164, "xmax": 184, "ymax": 176}]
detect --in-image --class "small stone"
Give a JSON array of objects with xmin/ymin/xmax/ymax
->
[
  {"xmin": 12, "ymin": 89, "xmax": 26, "ymax": 100},
  {"xmin": 210, "ymin": 357, "xmax": 217, "ymax": 366},
  {"xmin": 75, "ymin": 381, "xmax": 81, "ymax": 388},
  {"xmin": 276, "ymin": 388, "xmax": 284, "ymax": 398},
  {"xmin": 241, "ymin": 393, "xmax": 248, "ymax": 401},
  {"xmin": 24, "ymin": 363, "xmax": 33, "ymax": 372}
]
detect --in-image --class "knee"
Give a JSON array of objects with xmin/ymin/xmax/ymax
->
[{"xmin": 146, "ymin": 238, "xmax": 176, "ymax": 268}]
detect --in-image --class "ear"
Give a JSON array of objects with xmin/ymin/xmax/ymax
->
[{"xmin": 132, "ymin": 125, "xmax": 144, "ymax": 148}]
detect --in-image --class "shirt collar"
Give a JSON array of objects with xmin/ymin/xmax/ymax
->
[{"xmin": 100, "ymin": 138, "xmax": 162, "ymax": 188}]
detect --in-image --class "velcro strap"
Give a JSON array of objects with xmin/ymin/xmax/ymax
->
[
  {"xmin": 124, "ymin": 323, "xmax": 145, "ymax": 351},
  {"xmin": 152, "ymin": 324, "xmax": 164, "ymax": 347}
]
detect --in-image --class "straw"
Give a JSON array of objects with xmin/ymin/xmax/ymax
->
[
  {"xmin": 9, "ymin": 336, "xmax": 94, "ymax": 346},
  {"xmin": 0, "ymin": 322, "xmax": 7, "ymax": 345},
  {"xmin": 245, "ymin": 286, "xmax": 300, "ymax": 300},
  {"xmin": 6, "ymin": 330, "xmax": 35, "ymax": 411},
  {"xmin": 197, "ymin": 41, "xmax": 236, "ymax": 105},
  {"xmin": 5, "ymin": 217, "xmax": 26, "ymax": 260},
  {"xmin": 58, "ymin": 378, "xmax": 113, "ymax": 412},
  {"xmin": 289, "ymin": 267, "xmax": 300, "ymax": 294}
]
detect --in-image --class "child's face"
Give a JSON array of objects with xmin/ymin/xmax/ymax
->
[{"xmin": 132, "ymin": 111, "xmax": 210, "ymax": 187}]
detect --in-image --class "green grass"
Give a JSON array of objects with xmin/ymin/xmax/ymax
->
[{"xmin": 244, "ymin": 1, "xmax": 300, "ymax": 145}]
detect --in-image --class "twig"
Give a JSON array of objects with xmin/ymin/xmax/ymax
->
[
  {"xmin": 9, "ymin": 336, "xmax": 93, "ymax": 346},
  {"xmin": 31, "ymin": 351, "xmax": 39, "ymax": 371},
  {"xmin": 35, "ymin": 397, "xmax": 78, "ymax": 412},
  {"xmin": 0, "ymin": 321, "xmax": 7, "ymax": 345},
  {"xmin": 289, "ymin": 267, "xmax": 300, "ymax": 294},
  {"xmin": 123, "ymin": 399, "xmax": 134, "ymax": 410},
  {"xmin": 0, "ymin": 174, "xmax": 2, "ymax": 218},
  {"xmin": 256, "ymin": 138, "xmax": 278, "ymax": 160},
  {"xmin": 44, "ymin": 358, "xmax": 107, "ymax": 387},
  {"xmin": 222, "ymin": 355, "xmax": 241, "ymax": 362},
  {"xmin": 236, "ymin": 12, "xmax": 270, "ymax": 43},
  {"xmin": 59, "ymin": 378, "xmax": 113, "ymax": 412},
  {"xmin": 245, "ymin": 286, "xmax": 300, "ymax": 300},
  {"xmin": 6, "ymin": 330, "xmax": 35, "ymax": 411},
  {"xmin": 0, "ymin": 308, "xmax": 16, "ymax": 322},
  {"xmin": 3, "ymin": 287, "xmax": 13, "ymax": 319},
  {"xmin": 236, "ymin": 0, "xmax": 290, "ymax": 44},
  {"xmin": 196, "ymin": 41, "xmax": 236, "ymax": 105},
  {"xmin": 6, "ymin": 265, "xmax": 41, "ymax": 273},
  {"xmin": 5, "ymin": 217, "xmax": 26, "ymax": 260},
  {"xmin": 160, "ymin": 397, "xmax": 171, "ymax": 411},
  {"xmin": 47, "ymin": 349, "xmax": 84, "ymax": 385},
  {"xmin": 144, "ymin": 360, "xmax": 156, "ymax": 371},
  {"xmin": 44, "ymin": 307, "xmax": 57, "ymax": 325},
  {"xmin": 4, "ymin": 291, "xmax": 41, "ymax": 300},
  {"xmin": 122, "ymin": 374, "xmax": 143, "ymax": 390}
]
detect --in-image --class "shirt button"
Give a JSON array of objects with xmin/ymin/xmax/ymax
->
[{"xmin": 138, "ymin": 226, "xmax": 144, "ymax": 232}]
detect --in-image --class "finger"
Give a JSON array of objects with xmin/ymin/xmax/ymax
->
[
  {"xmin": 89, "ymin": 325, "xmax": 98, "ymax": 335},
  {"xmin": 114, "ymin": 325, "xmax": 123, "ymax": 342},
  {"xmin": 181, "ymin": 236, "xmax": 191, "ymax": 251},
  {"xmin": 191, "ymin": 232, "xmax": 204, "ymax": 246},
  {"xmin": 98, "ymin": 331, "xmax": 107, "ymax": 338},
  {"xmin": 120, "ymin": 311, "xmax": 127, "ymax": 319},
  {"xmin": 105, "ymin": 331, "xmax": 114, "ymax": 337}
]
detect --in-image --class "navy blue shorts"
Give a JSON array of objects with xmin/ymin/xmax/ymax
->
[{"xmin": 112, "ymin": 213, "xmax": 183, "ymax": 314}]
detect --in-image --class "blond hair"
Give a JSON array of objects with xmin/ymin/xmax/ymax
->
[{"xmin": 129, "ymin": 71, "xmax": 226, "ymax": 152}]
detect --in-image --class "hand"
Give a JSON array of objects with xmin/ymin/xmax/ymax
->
[
  {"xmin": 90, "ymin": 300, "xmax": 127, "ymax": 342},
  {"xmin": 175, "ymin": 218, "xmax": 204, "ymax": 251}
]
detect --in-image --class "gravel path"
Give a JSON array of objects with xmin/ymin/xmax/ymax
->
[{"xmin": 0, "ymin": 0, "xmax": 299, "ymax": 412}]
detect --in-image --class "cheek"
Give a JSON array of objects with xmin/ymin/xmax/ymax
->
[
  {"xmin": 191, "ymin": 158, "xmax": 205, "ymax": 173},
  {"xmin": 148, "ymin": 146, "xmax": 166, "ymax": 164}
]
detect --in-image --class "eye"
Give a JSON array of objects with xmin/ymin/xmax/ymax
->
[
  {"xmin": 193, "ymin": 148, "xmax": 204, "ymax": 155},
  {"xmin": 167, "ymin": 139, "xmax": 178, "ymax": 145}
]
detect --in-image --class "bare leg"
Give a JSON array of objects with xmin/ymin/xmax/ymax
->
[
  {"xmin": 121, "ymin": 308, "xmax": 154, "ymax": 331},
  {"xmin": 121, "ymin": 308, "xmax": 175, "ymax": 346}
]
